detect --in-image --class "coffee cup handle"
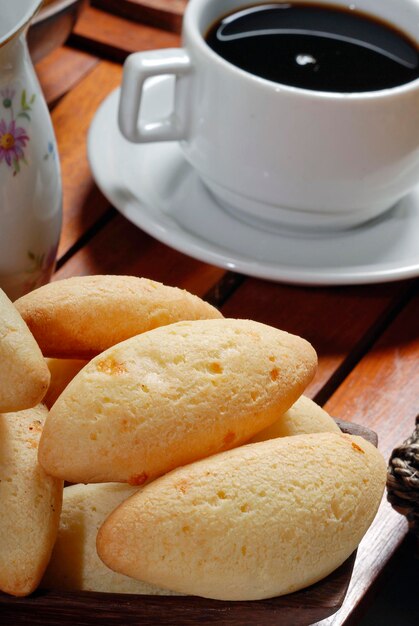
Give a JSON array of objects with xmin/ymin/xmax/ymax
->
[{"xmin": 118, "ymin": 49, "xmax": 192, "ymax": 143}]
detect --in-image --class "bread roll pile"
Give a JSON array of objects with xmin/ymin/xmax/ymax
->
[{"xmin": 0, "ymin": 276, "xmax": 386, "ymax": 601}]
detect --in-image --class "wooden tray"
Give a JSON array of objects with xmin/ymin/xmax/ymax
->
[{"xmin": 0, "ymin": 419, "xmax": 377, "ymax": 625}]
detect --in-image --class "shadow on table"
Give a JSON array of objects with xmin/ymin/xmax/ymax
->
[{"xmin": 357, "ymin": 533, "xmax": 418, "ymax": 626}]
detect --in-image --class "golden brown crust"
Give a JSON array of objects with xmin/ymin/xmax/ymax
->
[
  {"xmin": 0, "ymin": 404, "xmax": 63, "ymax": 596},
  {"xmin": 14, "ymin": 275, "xmax": 223, "ymax": 359},
  {"xmin": 0, "ymin": 289, "xmax": 50, "ymax": 412},
  {"xmin": 97, "ymin": 433, "xmax": 386, "ymax": 601},
  {"xmin": 38, "ymin": 318, "xmax": 317, "ymax": 484}
]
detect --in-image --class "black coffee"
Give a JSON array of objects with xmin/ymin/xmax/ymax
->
[{"xmin": 205, "ymin": 3, "xmax": 419, "ymax": 92}]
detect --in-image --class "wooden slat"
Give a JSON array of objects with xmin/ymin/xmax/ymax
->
[
  {"xmin": 55, "ymin": 212, "xmax": 225, "ymax": 298},
  {"xmin": 317, "ymin": 289, "xmax": 419, "ymax": 625},
  {"xmin": 324, "ymin": 293, "xmax": 419, "ymax": 452},
  {"xmin": 92, "ymin": 0, "xmax": 187, "ymax": 33},
  {"xmin": 52, "ymin": 60, "xmax": 123, "ymax": 258},
  {"xmin": 220, "ymin": 279, "xmax": 414, "ymax": 399},
  {"xmin": 35, "ymin": 46, "xmax": 99, "ymax": 108},
  {"xmin": 70, "ymin": 5, "xmax": 180, "ymax": 62}
]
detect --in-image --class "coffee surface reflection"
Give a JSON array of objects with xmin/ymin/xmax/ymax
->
[{"xmin": 205, "ymin": 3, "xmax": 419, "ymax": 92}]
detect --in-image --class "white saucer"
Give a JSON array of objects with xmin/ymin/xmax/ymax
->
[{"xmin": 87, "ymin": 78, "xmax": 419, "ymax": 286}]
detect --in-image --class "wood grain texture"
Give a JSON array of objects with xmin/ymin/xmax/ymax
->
[
  {"xmin": 324, "ymin": 289, "xmax": 419, "ymax": 456},
  {"xmin": 35, "ymin": 46, "xmax": 99, "ymax": 107},
  {"xmin": 220, "ymin": 279, "xmax": 414, "ymax": 399},
  {"xmin": 52, "ymin": 60, "xmax": 122, "ymax": 259},
  {"xmin": 313, "ymin": 287, "xmax": 419, "ymax": 625},
  {"xmin": 92, "ymin": 0, "xmax": 187, "ymax": 33},
  {"xmin": 55, "ymin": 212, "xmax": 225, "ymax": 298},
  {"xmin": 71, "ymin": 5, "xmax": 180, "ymax": 62}
]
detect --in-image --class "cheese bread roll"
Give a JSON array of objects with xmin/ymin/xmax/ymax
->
[
  {"xmin": 14, "ymin": 275, "xmax": 222, "ymax": 359},
  {"xmin": 249, "ymin": 395, "xmax": 340, "ymax": 442},
  {"xmin": 41, "ymin": 483, "xmax": 179, "ymax": 594},
  {"xmin": 97, "ymin": 432, "xmax": 386, "ymax": 601},
  {"xmin": 0, "ymin": 288, "xmax": 50, "ymax": 413},
  {"xmin": 0, "ymin": 404, "xmax": 63, "ymax": 596},
  {"xmin": 39, "ymin": 318, "xmax": 317, "ymax": 484}
]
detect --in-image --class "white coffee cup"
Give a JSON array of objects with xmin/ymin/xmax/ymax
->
[{"xmin": 118, "ymin": 0, "xmax": 419, "ymax": 231}]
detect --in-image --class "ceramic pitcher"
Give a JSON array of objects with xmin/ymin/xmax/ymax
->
[{"xmin": 0, "ymin": 0, "xmax": 62, "ymax": 300}]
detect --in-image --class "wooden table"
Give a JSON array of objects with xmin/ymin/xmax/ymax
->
[{"xmin": 4, "ymin": 1, "xmax": 419, "ymax": 624}]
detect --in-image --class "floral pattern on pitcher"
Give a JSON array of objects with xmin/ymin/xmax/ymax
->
[
  {"xmin": 22, "ymin": 244, "xmax": 58, "ymax": 294},
  {"xmin": 0, "ymin": 87, "xmax": 36, "ymax": 176},
  {"xmin": 43, "ymin": 140, "xmax": 56, "ymax": 161}
]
